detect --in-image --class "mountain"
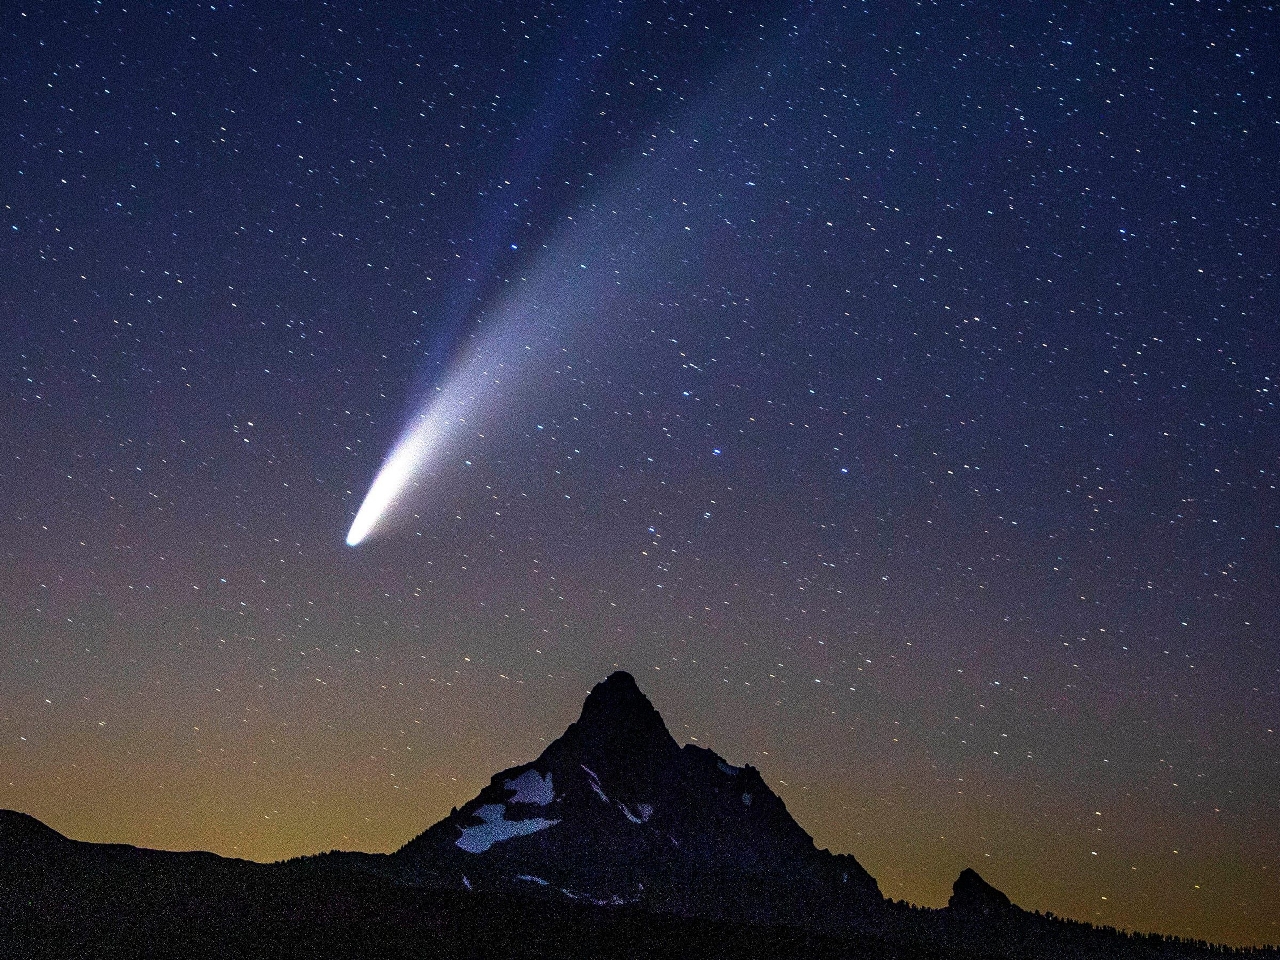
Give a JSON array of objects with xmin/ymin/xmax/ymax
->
[
  {"xmin": 950, "ymin": 867, "xmax": 1016, "ymax": 916},
  {"xmin": 392, "ymin": 671, "xmax": 879, "ymax": 923},
  {"xmin": 1, "ymin": 671, "xmax": 1275, "ymax": 959}
]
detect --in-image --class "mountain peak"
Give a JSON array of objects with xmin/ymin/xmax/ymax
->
[
  {"xmin": 580, "ymin": 670, "xmax": 651, "ymax": 720},
  {"xmin": 567, "ymin": 671, "xmax": 677, "ymax": 757},
  {"xmin": 396, "ymin": 672, "xmax": 881, "ymax": 918},
  {"xmin": 949, "ymin": 867, "xmax": 1014, "ymax": 915}
]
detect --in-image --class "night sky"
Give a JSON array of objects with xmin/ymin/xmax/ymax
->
[{"xmin": 2, "ymin": 0, "xmax": 1277, "ymax": 947}]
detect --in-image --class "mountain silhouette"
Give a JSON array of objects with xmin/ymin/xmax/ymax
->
[
  {"xmin": 950, "ymin": 867, "xmax": 1016, "ymax": 916},
  {"xmin": 1, "ymin": 672, "xmax": 1274, "ymax": 959},
  {"xmin": 395, "ymin": 671, "xmax": 878, "ymax": 921}
]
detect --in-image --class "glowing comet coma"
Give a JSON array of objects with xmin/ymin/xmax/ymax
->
[
  {"xmin": 345, "ymin": 378, "xmax": 480, "ymax": 547},
  {"xmin": 345, "ymin": 212, "xmax": 615, "ymax": 548},
  {"xmin": 345, "ymin": 327, "xmax": 531, "ymax": 546},
  {"xmin": 345, "ymin": 418, "xmax": 439, "ymax": 547}
]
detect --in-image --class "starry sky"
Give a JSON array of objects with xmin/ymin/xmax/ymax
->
[{"xmin": 2, "ymin": 0, "xmax": 1277, "ymax": 947}]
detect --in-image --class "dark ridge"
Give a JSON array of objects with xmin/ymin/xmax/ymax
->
[
  {"xmin": 563, "ymin": 670, "xmax": 679, "ymax": 757},
  {"xmin": 0, "ymin": 809, "xmax": 67, "ymax": 845},
  {"xmin": 949, "ymin": 867, "xmax": 1015, "ymax": 914},
  {"xmin": 578, "ymin": 671, "xmax": 661, "ymax": 725}
]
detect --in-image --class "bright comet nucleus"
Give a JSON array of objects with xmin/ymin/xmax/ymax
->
[
  {"xmin": 344, "ymin": 234, "xmax": 598, "ymax": 548},
  {"xmin": 345, "ymin": 415, "xmax": 440, "ymax": 547},
  {"xmin": 344, "ymin": 335, "xmax": 514, "ymax": 547}
]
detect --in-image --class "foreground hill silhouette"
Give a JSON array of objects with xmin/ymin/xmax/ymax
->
[{"xmin": 1, "ymin": 672, "xmax": 1275, "ymax": 959}]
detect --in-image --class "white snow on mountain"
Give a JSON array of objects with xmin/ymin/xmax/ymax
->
[
  {"xmin": 455, "ymin": 803, "xmax": 560, "ymax": 853},
  {"xmin": 580, "ymin": 764, "xmax": 609, "ymax": 803},
  {"xmin": 504, "ymin": 769, "xmax": 555, "ymax": 805},
  {"xmin": 619, "ymin": 801, "xmax": 654, "ymax": 824}
]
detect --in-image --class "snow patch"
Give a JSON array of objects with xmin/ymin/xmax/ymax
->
[
  {"xmin": 742, "ymin": 792, "xmax": 753, "ymax": 806},
  {"xmin": 554, "ymin": 885, "xmax": 636, "ymax": 907},
  {"xmin": 504, "ymin": 768, "xmax": 555, "ymax": 806},
  {"xmin": 455, "ymin": 803, "xmax": 560, "ymax": 854},
  {"xmin": 462, "ymin": 875, "xmax": 472, "ymax": 891},
  {"xmin": 718, "ymin": 760, "xmax": 743, "ymax": 776},
  {"xmin": 516, "ymin": 874, "xmax": 550, "ymax": 886},
  {"xmin": 619, "ymin": 801, "xmax": 654, "ymax": 824},
  {"xmin": 581, "ymin": 764, "xmax": 609, "ymax": 803}
]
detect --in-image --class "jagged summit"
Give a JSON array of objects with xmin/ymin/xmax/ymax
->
[
  {"xmin": 395, "ymin": 670, "xmax": 880, "ymax": 920},
  {"xmin": 558, "ymin": 670, "xmax": 679, "ymax": 761},
  {"xmin": 949, "ymin": 867, "xmax": 1015, "ymax": 915},
  {"xmin": 578, "ymin": 670, "xmax": 657, "ymax": 725}
]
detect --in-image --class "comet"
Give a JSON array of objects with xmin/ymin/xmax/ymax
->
[
  {"xmin": 344, "ymin": 322, "xmax": 528, "ymax": 547},
  {"xmin": 344, "ymin": 413, "xmax": 439, "ymax": 547},
  {"xmin": 345, "ymin": 374, "xmax": 481, "ymax": 548}
]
